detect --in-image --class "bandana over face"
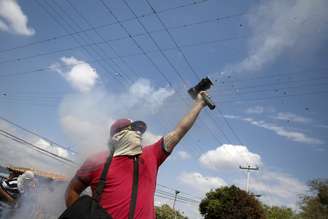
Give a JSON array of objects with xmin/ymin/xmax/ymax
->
[
  {"xmin": 111, "ymin": 129, "xmax": 142, "ymax": 156},
  {"xmin": 17, "ymin": 171, "xmax": 35, "ymax": 193}
]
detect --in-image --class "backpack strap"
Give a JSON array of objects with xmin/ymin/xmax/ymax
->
[
  {"xmin": 94, "ymin": 144, "xmax": 115, "ymax": 202},
  {"xmin": 128, "ymin": 156, "xmax": 139, "ymax": 219}
]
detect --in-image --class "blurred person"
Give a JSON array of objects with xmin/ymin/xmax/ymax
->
[
  {"xmin": 65, "ymin": 91, "xmax": 209, "ymax": 218},
  {"xmin": 0, "ymin": 171, "xmax": 35, "ymax": 218},
  {"xmin": 0, "ymin": 170, "xmax": 35, "ymax": 203}
]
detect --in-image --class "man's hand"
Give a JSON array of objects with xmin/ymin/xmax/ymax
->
[
  {"xmin": 195, "ymin": 91, "xmax": 208, "ymax": 108},
  {"xmin": 163, "ymin": 91, "xmax": 208, "ymax": 153}
]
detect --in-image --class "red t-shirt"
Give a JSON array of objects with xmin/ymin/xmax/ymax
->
[{"xmin": 76, "ymin": 138, "xmax": 169, "ymax": 219}]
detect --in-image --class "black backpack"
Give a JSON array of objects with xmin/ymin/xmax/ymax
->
[{"xmin": 58, "ymin": 148, "xmax": 139, "ymax": 219}]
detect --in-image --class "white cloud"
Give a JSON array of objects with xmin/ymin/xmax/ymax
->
[
  {"xmin": 51, "ymin": 57, "xmax": 99, "ymax": 93},
  {"xmin": 177, "ymin": 150, "xmax": 191, "ymax": 160},
  {"xmin": 179, "ymin": 172, "xmax": 226, "ymax": 194},
  {"xmin": 316, "ymin": 124, "xmax": 328, "ymax": 129},
  {"xmin": 199, "ymin": 144, "xmax": 262, "ymax": 170},
  {"xmin": 223, "ymin": 0, "xmax": 328, "ymax": 73},
  {"xmin": 243, "ymin": 117, "xmax": 322, "ymax": 144},
  {"xmin": 250, "ymin": 171, "xmax": 307, "ymax": 209},
  {"xmin": 246, "ymin": 106, "xmax": 265, "ymax": 114},
  {"xmin": 0, "ymin": 0, "xmax": 35, "ymax": 35},
  {"xmin": 34, "ymin": 138, "xmax": 70, "ymax": 158},
  {"xmin": 274, "ymin": 112, "xmax": 311, "ymax": 123},
  {"xmin": 222, "ymin": 114, "xmax": 239, "ymax": 119}
]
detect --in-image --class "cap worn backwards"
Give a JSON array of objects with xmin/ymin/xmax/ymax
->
[{"xmin": 110, "ymin": 118, "xmax": 147, "ymax": 137}]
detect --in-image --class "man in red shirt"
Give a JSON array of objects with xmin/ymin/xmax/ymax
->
[{"xmin": 65, "ymin": 91, "xmax": 208, "ymax": 218}]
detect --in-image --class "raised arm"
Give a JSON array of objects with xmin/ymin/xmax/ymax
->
[{"xmin": 163, "ymin": 91, "xmax": 207, "ymax": 153}]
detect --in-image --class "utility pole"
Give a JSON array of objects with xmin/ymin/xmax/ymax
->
[
  {"xmin": 173, "ymin": 190, "xmax": 180, "ymax": 219},
  {"xmin": 239, "ymin": 165, "xmax": 259, "ymax": 193}
]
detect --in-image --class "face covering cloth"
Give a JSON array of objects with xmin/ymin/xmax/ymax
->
[
  {"xmin": 17, "ymin": 171, "xmax": 35, "ymax": 193},
  {"xmin": 111, "ymin": 130, "xmax": 142, "ymax": 156}
]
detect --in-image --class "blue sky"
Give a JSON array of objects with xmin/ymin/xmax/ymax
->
[{"xmin": 0, "ymin": 0, "xmax": 328, "ymax": 218}]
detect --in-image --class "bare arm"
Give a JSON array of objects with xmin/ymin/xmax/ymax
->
[
  {"xmin": 0, "ymin": 186, "xmax": 15, "ymax": 205},
  {"xmin": 65, "ymin": 176, "xmax": 88, "ymax": 207},
  {"xmin": 163, "ymin": 91, "xmax": 207, "ymax": 152}
]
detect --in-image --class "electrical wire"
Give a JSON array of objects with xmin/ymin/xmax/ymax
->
[
  {"xmin": 0, "ymin": 0, "xmax": 213, "ymax": 54},
  {"xmin": 0, "ymin": 129, "xmax": 76, "ymax": 166},
  {"xmin": 0, "ymin": 116, "xmax": 77, "ymax": 154},
  {"xmin": 0, "ymin": 117, "xmax": 202, "ymax": 203},
  {"xmin": 34, "ymin": 0, "xmax": 122, "ymax": 89}
]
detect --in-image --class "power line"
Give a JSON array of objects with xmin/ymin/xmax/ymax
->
[
  {"xmin": 143, "ymin": 0, "xmax": 201, "ymax": 81},
  {"xmin": 217, "ymin": 81, "xmax": 328, "ymax": 98},
  {"xmin": 217, "ymin": 108, "xmax": 244, "ymax": 144},
  {"xmin": 0, "ymin": 129, "xmax": 76, "ymax": 166},
  {"xmin": 156, "ymin": 189, "xmax": 200, "ymax": 203},
  {"xmin": 0, "ymin": 0, "xmax": 225, "ymax": 54},
  {"xmin": 118, "ymin": 0, "xmax": 228, "ymax": 152},
  {"xmin": 157, "ymin": 184, "xmax": 203, "ymax": 200},
  {"xmin": 34, "ymin": 0, "xmax": 122, "ymax": 89},
  {"xmin": 3, "ymin": 84, "xmax": 328, "ymax": 116},
  {"xmin": 121, "ymin": 0, "xmax": 192, "ymax": 85},
  {"xmin": 218, "ymin": 89, "xmax": 328, "ymax": 104},
  {"xmin": 239, "ymin": 165, "xmax": 259, "ymax": 193},
  {"xmin": 0, "ymin": 116, "xmax": 77, "ymax": 154},
  {"xmin": 154, "ymin": 193, "xmax": 198, "ymax": 206},
  {"xmin": 142, "ymin": 0, "xmax": 240, "ymax": 144},
  {"xmin": 116, "ymin": 0, "xmax": 230, "ymax": 145},
  {"xmin": 0, "ymin": 120, "xmax": 201, "ymax": 207},
  {"xmin": 46, "ymin": 0, "xmax": 127, "ymax": 87},
  {"xmin": 0, "ymin": 116, "xmax": 202, "ymax": 205},
  {"xmin": 217, "ymin": 74, "xmax": 328, "ymax": 94},
  {"xmin": 0, "ymin": 35, "xmax": 247, "ymax": 74},
  {"xmin": 211, "ymin": 67, "xmax": 328, "ymax": 86},
  {"xmin": 65, "ymin": 0, "xmax": 137, "ymax": 84},
  {"xmin": 0, "ymin": 99, "xmax": 58, "ymax": 108},
  {"xmin": 2, "ymin": 75, "xmax": 328, "ymax": 104},
  {"xmin": 73, "ymin": 72, "xmax": 328, "ymax": 97}
]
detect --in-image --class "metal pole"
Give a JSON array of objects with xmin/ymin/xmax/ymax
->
[
  {"xmin": 173, "ymin": 190, "xmax": 180, "ymax": 219},
  {"xmin": 239, "ymin": 165, "xmax": 259, "ymax": 193},
  {"xmin": 246, "ymin": 168, "xmax": 250, "ymax": 193}
]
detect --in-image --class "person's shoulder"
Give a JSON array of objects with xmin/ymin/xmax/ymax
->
[
  {"xmin": 142, "ymin": 137, "xmax": 164, "ymax": 154},
  {"xmin": 82, "ymin": 150, "xmax": 109, "ymax": 167},
  {"xmin": 143, "ymin": 137, "xmax": 163, "ymax": 147}
]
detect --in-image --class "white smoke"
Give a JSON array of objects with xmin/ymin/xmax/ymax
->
[{"xmin": 59, "ymin": 78, "xmax": 175, "ymax": 158}]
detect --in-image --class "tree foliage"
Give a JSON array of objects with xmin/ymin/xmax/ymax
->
[
  {"xmin": 263, "ymin": 205, "xmax": 297, "ymax": 219},
  {"xmin": 298, "ymin": 178, "xmax": 328, "ymax": 219},
  {"xmin": 155, "ymin": 204, "xmax": 187, "ymax": 219},
  {"xmin": 199, "ymin": 185, "xmax": 265, "ymax": 219}
]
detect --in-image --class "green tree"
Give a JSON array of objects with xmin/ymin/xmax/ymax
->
[
  {"xmin": 298, "ymin": 178, "xmax": 328, "ymax": 219},
  {"xmin": 155, "ymin": 204, "xmax": 187, "ymax": 219},
  {"xmin": 199, "ymin": 185, "xmax": 265, "ymax": 219},
  {"xmin": 263, "ymin": 205, "xmax": 297, "ymax": 219}
]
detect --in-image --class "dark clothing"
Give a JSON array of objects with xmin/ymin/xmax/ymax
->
[{"xmin": 1, "ymin": 177, "xmax": 20, "ymax": 199}]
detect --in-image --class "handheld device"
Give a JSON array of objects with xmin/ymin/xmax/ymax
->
[{"xmin": 188, "ymin": 77, "xmax": 216, "ymax": 110}]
